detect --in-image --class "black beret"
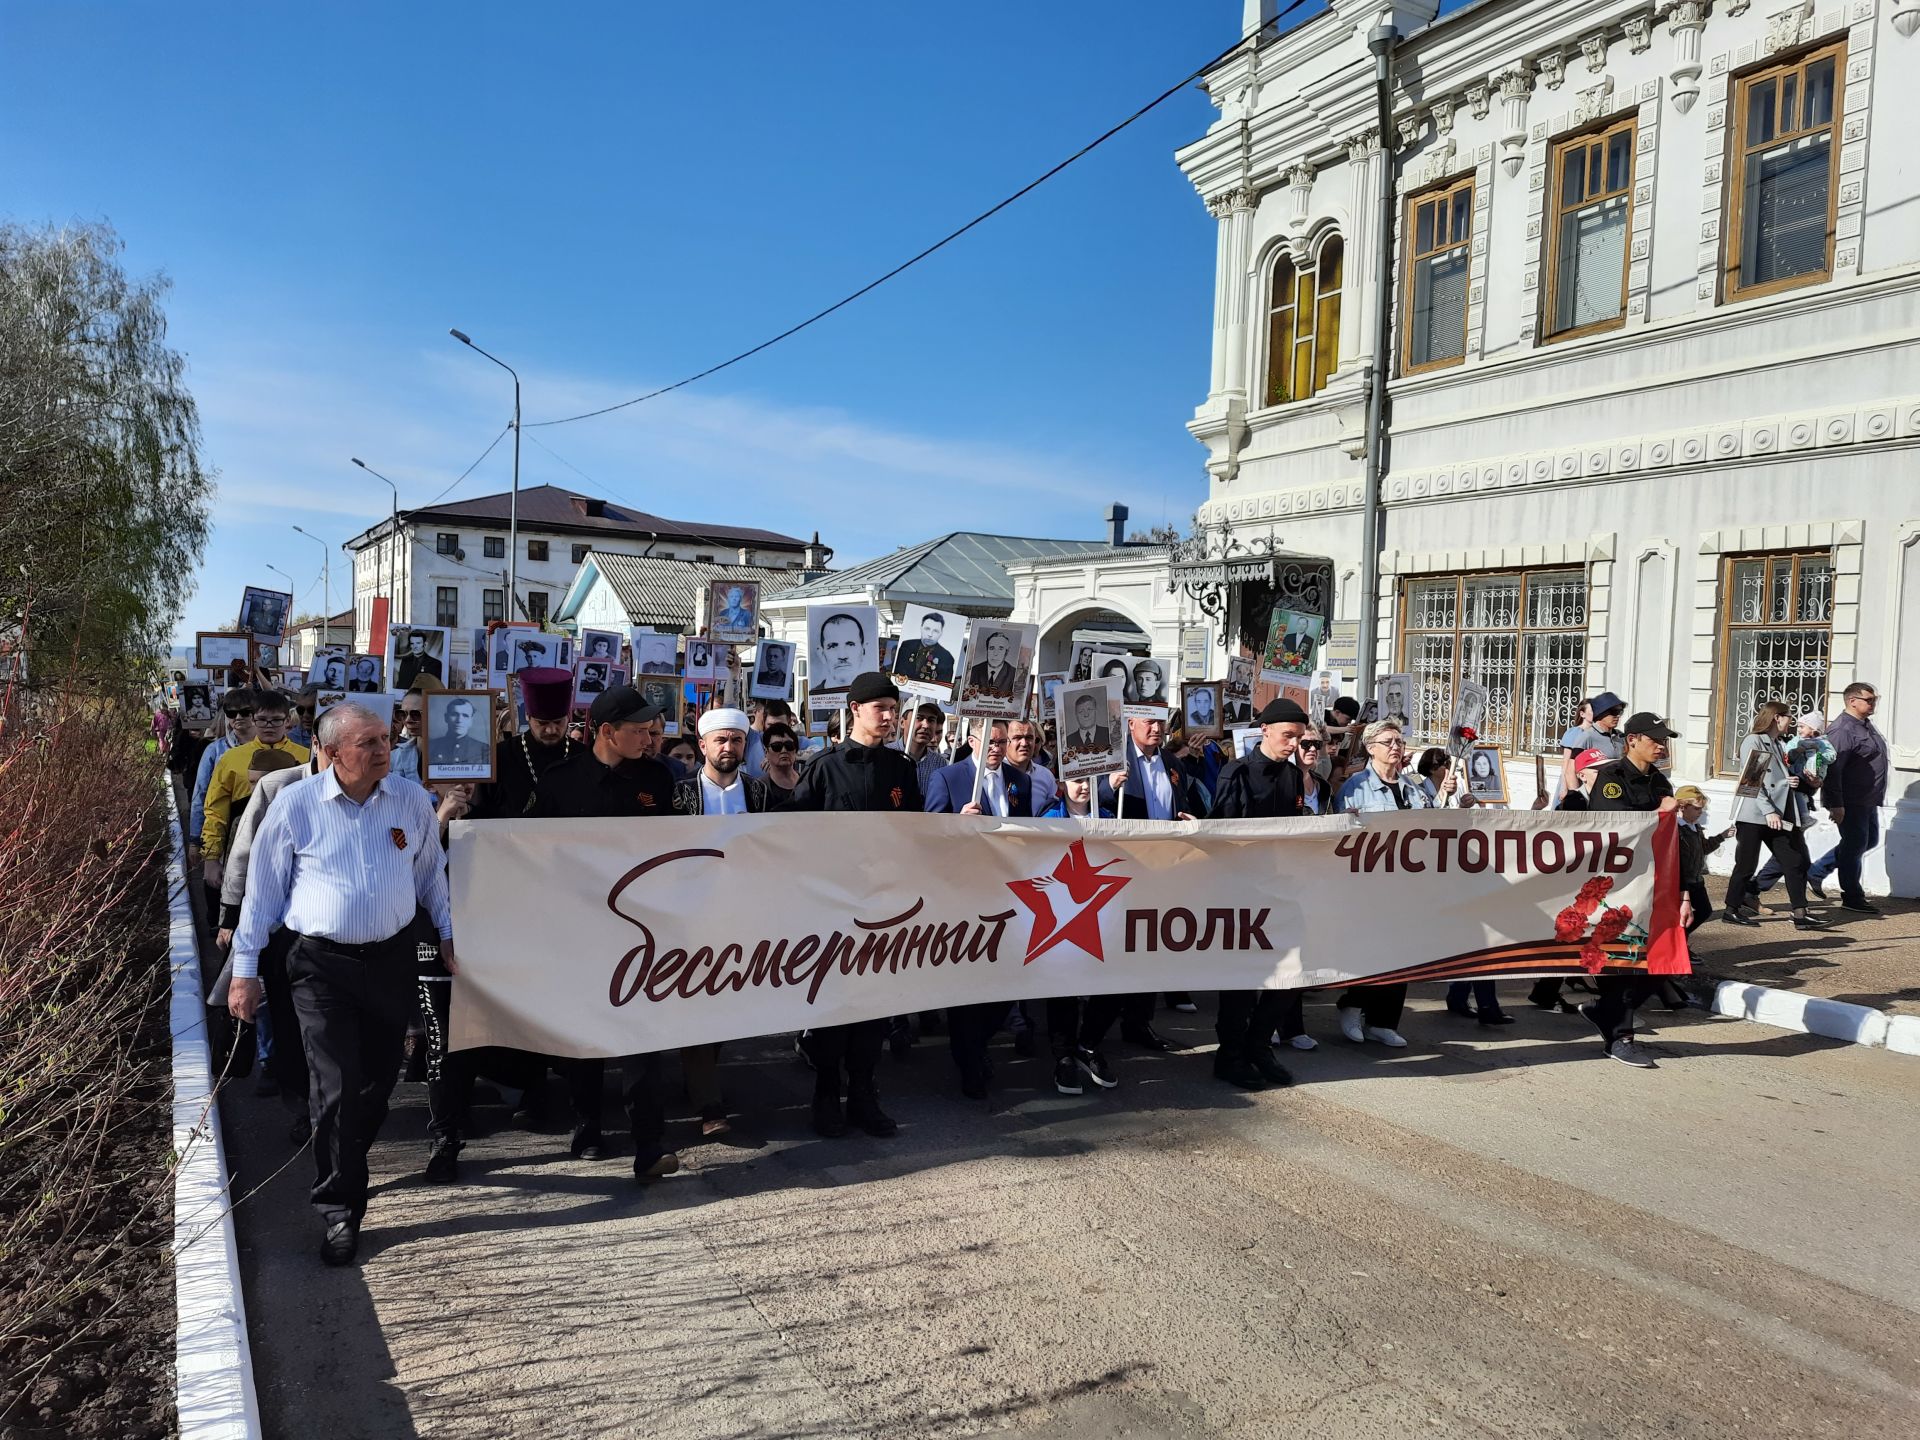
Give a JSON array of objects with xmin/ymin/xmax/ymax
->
[
  {"xmin": 846, "ymin": 671, "xmax": 900, "ymax": 705},
  {"xmin": 588, "ymin": 686, "xmax": 663, "ymax": 729},
  {"xmin": 1256, "ymin": 697, "xmax": 1310, "ymax": 725}
]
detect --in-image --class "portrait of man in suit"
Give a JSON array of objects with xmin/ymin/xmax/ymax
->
[
  {"xmin": 346, "ymin": 655, "xmax": 382, "ymax": 693},
  {"xmin": 1065, "ymin": 693, "xmax": 1110, "ymax": 753},
  {"xmin": 393, "ymin": 629, "xmax": 445, "ymax": 690},
  {"xmin": 425, "ymin": 693, "xmax": 495, "ymax": 780},
  {"xmin": 967, "ymin": 630, "xmax": 1017, "ymax": 698},
  {"xmin": 894, "ymin": 609, "xmax": 955, "ymax": 686}
]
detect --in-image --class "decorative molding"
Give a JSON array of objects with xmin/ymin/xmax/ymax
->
[
  {"xmin": 1580, "ymin": 33, "xmax": 1610, "ymax": 73},
  {"xmin": 1497, "ymin": 64, "xmax": 1534, "ymax": 177},
  {"xmin": 1465, "ymin": 79, "xmax": 1492, "ymax": 119},
  {"xmin": 1574, "ymin": 75, "xmax": 1617, "ymax": 123},
  {"xmin": 1895, "ymin": 4, "xmax": 1920, "ymax": 38},
  {"xmin": 1286, "ymin": 162, "xmax": 1316, "ymax": 263},
  {"xmin": 1205, "ymin": 185, "xmax": 1259, "ymax": 220},
  {"xmin": 1669, "ymin": 0, "xmax": 1709, "ymax": 113},
  {"xmin": 1536, "ymin": 45, "xmax": 1569, "ymax": 90},
  {"xmin": 1624, "ymin": 13, "xmax": 1654, "ymax": 53},
  {"xmin": 1888, "ymin": 524, "xmax": 1920, "ymax": 770},
  {"xmin": 1765, "ymin": 0, "xmax": 1816, "ymax": 53}
]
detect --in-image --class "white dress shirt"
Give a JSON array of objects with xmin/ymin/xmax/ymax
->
[
  {"xmin": 231, "ymin": 768, "xmax": 452, "ymax": 979},
  {"xmin": 1138, "ymin": 750, "xmax": 1175, "ymax": 820},
  {"xmin": 700, "ymin": 771, "xmax": 749, "ymax": 815},
  {"xmin": 979, "ymin": 763, "xmax": 1009, "ymax": 817}
]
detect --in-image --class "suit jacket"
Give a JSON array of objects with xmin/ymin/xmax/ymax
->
[
  {"xmin": 673, "ymin": 772, "xmax": 773, "ymax": 815},
  {"xmin": 924, "ymin": 758, "xmax": 1032, "ymax": 816},
  {"xmin": 966, "ymin": 661, "xmax": 1017, "ymax": 696},
  {"xmin": 395, "ymin": 653, "xmax": 444, "ymax": 690},
  {"xmin": 894, "ymin": 639, "xmax": 954, "ymax": 685},
  {"xmin": 428, "ymin": 732, "xmax": 491, "ymax": 766},
  {"xmin": 1098, "ymin": 742, "xmax": 1204, "ymax": 821},
  {"xmin": 1062, "ymin": 725, "xmax": 1112, "ymax": 756}
]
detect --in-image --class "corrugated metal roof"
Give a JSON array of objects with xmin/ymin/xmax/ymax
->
[
  {"xmin": 767, "ymin": 532, "xmax": 1118, "ymax": 608},
  {"xmin": 585, "ymin": 551, "xmax": 804, "ymax": 630},
  {"xmin": 375, "ymin": 484, "xmax": 809, "ymax": 549}
]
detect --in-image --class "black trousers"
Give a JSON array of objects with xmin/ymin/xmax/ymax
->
[
  {"xmin": 1726, "ymin": 822, "xmax": 1809, "ymax": 911},
  {"xmin": 415, "ymin": 974, "xmax": 473, "ymax": 1145},
  {"xmin": 1336, "ymin": 984, "xmax": 1406, "ymax": 1028},
  {"xmin": 260, "ymin": 928, "xmax": 308, "ymax": 1113},
  {"xmin": 1215, "ymin": 990, "xmax": 1302, "ymax": 1055},
  {"xmin": 1076, "ymin": 993, "xmax": 1155, "ymax": 1048},
  {"xmin": 286, "ymin": 932, "xmax": 414, "ymax": 1227},
  {"xmin": 946, "ymin": 1001, "xmax": 1007, "ymax": 1075},
  {"xmin": 1685, "ymin": 880, "xmax": 1714, "ymax": 934},
  {"xmin": 567, "ymin": 1054, "xmax": 667, "ymax": 1162},
  {"xmin": 1590, "ymin": 974, "xmax": 1659, "ymax": 1044},
  {"xmin": 810, "ymin": 1019, "xmax": 886, "ymax": 1100}
]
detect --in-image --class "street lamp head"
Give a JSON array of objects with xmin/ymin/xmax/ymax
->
[
  {"xmin": 449, "ymin": 328, "xmax": 472, "ymax": 346},
  {"xmin": 351, "ymin": 457, "xmax": 366, "ymax": 468}
]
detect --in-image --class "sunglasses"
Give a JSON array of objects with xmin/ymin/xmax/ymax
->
[
  {"xmin": 766, "ymin": 741, "xmax": 798, "ymax": 753},
  {"xmin": 225, "ymin": 709, "xmax": 255, "ymax": 719},
  {"xmin": 400, "ymin": 709, "xmax": 424, "ymax": 720},
  {"xmin": 1298, "ymin": 740, "xmax": 1324, "ymax": 751}
]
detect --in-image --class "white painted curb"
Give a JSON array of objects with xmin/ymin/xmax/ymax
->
[
  {"xmin": 1710, "ymin": 979, "xmax": 1897, "ymax": 1050},
  {"xmin": 168, "ymin": 793, "xmax": 263, "ymax": 1439}
]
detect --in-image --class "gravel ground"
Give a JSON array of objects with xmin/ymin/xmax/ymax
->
[{"xmin": 222, "ymin": 988, "xmax": 1920, "ymax": 1439}]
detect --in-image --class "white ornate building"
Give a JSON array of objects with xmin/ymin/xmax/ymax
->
[{"xmin": 1124, "ymin": 0, "xmax": 1918, "ymax": 893}]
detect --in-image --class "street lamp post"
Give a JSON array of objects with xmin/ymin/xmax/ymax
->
[
  {"xmin": 351, "ymin": 457, "xmax": 402, "ymax": 623},
  {"xmin": 448, "ymin": 329, "xmax": 522, "ymax": 616},
  {"xmin": 291, "ymin": 525, "xmax": 331, "ymax": 645}
]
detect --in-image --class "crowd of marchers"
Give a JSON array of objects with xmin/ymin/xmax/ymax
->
[{"xmin": 154, "ymin": 665, "xmax": 1889, "ymax": 1268}]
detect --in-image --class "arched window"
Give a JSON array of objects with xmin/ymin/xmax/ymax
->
[{"xmin": 1263, "ymin": 237, "xmax": 1343, "ymax": 406}]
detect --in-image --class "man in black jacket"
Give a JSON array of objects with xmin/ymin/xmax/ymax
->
[
  {"xmin": 1208, "ymin": 697, "xmax": 1310, "ymax": 1090},
  {"xmin": 530, "ymin": 686, "xmax": 680, "ymax": 1178},
  {"xmin": 1580, "ymin": 712, "xmax": 1683, "ymax": 1069},
  {"xmin": 776, "ymin": 672, "xmax": 922, "ymax": 1137}
]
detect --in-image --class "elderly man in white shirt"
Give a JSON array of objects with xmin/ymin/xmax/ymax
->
[{"xmin": 229, "ymin": 701, "xmax": 454, "ymax": 1266}]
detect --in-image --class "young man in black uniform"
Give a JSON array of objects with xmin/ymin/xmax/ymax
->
[
  {"xmin": 1207, "ymin": 696, "xmax": 1310, "ymax": 1090},
  {"xmin": 530, "ymin": 685, "xmax": 681, "ymax": 1180},
  {"xmin": 776, "ymin": 671, "xmax": 923, "ymax": 1138},
  {"xmin": 1580, "ymin": 711, "xmax": 1686, "ymax": 1069}
]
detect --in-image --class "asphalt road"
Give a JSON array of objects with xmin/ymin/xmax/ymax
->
[{"xmin": 221, "ymin": 992, "xmax": 1920, "ymax": 1439}]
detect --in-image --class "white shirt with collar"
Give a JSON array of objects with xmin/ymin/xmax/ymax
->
[
  {"xmin": 1137, "ymin": 748, "xmax": 1175, "ymax": 820},
  {"xmin": 699, "ymin": 770, "xmax": 749, "ymax": 815},
  {"xmin": 978, "ymin": 763, "xmax": 1010, "ymax": 817}
]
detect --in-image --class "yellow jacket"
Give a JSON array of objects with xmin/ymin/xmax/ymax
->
[{"xmin": 201, "ymin": 738, "xmax": 310, "ymax": 859}]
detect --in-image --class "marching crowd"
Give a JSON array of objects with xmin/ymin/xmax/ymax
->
[{"xmin": 158, "ymin": 663, "xmax": 1890, "ymax": 1267}]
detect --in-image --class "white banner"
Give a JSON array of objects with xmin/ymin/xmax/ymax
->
[{"xmin": 448, "ymin": 811, "xmax": 1686, "ymax": 1058}]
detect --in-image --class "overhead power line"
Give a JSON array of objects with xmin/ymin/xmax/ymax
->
[
  {"xmin": 418, "ymin": 422, "xmax": 514, "ymax": 508},
  {"xmin": 525, "ymin": 1, "xmax": 1312, "ymax": 429}
]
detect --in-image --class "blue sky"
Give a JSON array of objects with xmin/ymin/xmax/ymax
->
[{"xmin": 4, "ymin": 2, "xmax": 1271, "ymax": 643}]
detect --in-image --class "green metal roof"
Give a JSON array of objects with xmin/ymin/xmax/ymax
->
[{"xmin": 764, "ymin": 532, "xmax": 1119, "ymax": 609}]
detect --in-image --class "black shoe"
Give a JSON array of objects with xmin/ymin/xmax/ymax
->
[
  {"xmin": 1247, "ymin": 1048, "xmax": 1295, "ymax": 1087},
  {"xmin": 634, "ymin": 1151, "xmax": 681, "ymax": 1184},
  {"xmin": 846, "ymin": 1096, "xmax": 898, "ymax": 1138},
  {"xmin": 320, "ymin": 1219, "xmax": 358, "ymax": 1266},
  {"xmin": 1477, "ymin": 1010, "xmax": 1517, "ymax": 1026},
  {"xmin": 1445, "ymin": 1004, "xmax": 1476, "ymax": 1019},
  {"xmin": 812, "ymin": 1092, "xmax": 848, "ymax": 1137},
  {"xmin": 1165, "ymin": 992, "xmax": 1198, "ymax": 1013},
  {"xmin": 1052, "ymin": 1056, "xmax": 1084, "ymax": 1096},
  {"xmin": 1791, "ymin": 913, "xmax": 1829, "ymax": 930},
  {"xmin": 958, "ymin": 1061, "xmax": 990, "ymax": 1101},
  {"xmin": 1527, "ymin": 983, "xmax": 1562, "ymax": 1011},
  {"xmin": 1576, "ymin": 1002, "xmax": 1611, "ymax": 1045},
  {"xmin": 570, "ymin": 1126, "xmax": 606, "ymax": 1161},
  {"xmin": 1721, "ymin": 908, "xmax": 1761, "ymax": 928},
  {"xmin": 1074, "ymin": 1046, "xmax": 1118, "ymax": 1089},
  {"xmin": 1213, "ymin": 1053, "xmax": 1269, "ymax": 1090},
  {"xmin": 1808, "ymin": 878, "xmax": 1829, "ymax": 901},
  {"xmin": 423, "ymin": 1139, "xmax": 461, "ymax": 1184},
  {"xmin": 289, "ymin": 1114, "xmax": 312, "ymax": 1147},
  {"xmin": 888, "ymin": 1016, "xmax": 913, "ymax": 1061},
  {"xmin": 1840, "ymin": 897, "xmax": 1880, "ymax": 915},
  {"xmin": 1121, "ymin": 1024, "xmax": 1175, "ymax": 1053}
]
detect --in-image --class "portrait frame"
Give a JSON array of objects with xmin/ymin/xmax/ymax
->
[
  {"xmin": 683, "ymin": 635, "xmax": 721, "ymax": 684},
  {"xmin": 629, "ymin": 628, "xmax": 679, "ymax": 679},
  {"xmin": 421, "ymin": 689, "xmax": 499, "ymax": 783},
  {"xmin": 306, "ymin": 649, "xmax": 352, "ymax": 691},
  {"xmin": 1180, "ymin": 681, "xmax": 1224, "ymax": 739},
  {"xmin": 806, "ymin": 604, "xmax": 880, "ymax": 699},
  {"xmin": 236, "ymin": 586, "xmax": 293, "ymax": 644},
  {"xmin": 635, "ymin": 675, "xmax": 683, "ymax": 737},
  {"xmin": 1054, "ymin": 676, "xmax": 1125, "ymax": 781},
  {"xmin": 1375, "ymin": 672, "xmax": 1415, "ymax": 725},
  {"xmin": 180, "ymin": 684, "xmax": 216, "ymax": 731},
  {"xmin": 573, "ymin": 658, "xmax": 622, "ymax": 707},
  {"xmin": 1448, "ymin": 679, "xmax": 1491, "ymax": 759},
  {"xmin": 957, "ymin": 620, "xmax": 1037, "ymax": 720},
  {"xmin": 387, "ymin": 624, "xmax": 453, "ymax": 694},
  {"xmin": 706, "ymin": 579, "xmax": 761, "ymax": 646},
  {"xmin": 1230, "ymin": 725, "xmax": 1262, "ymax": 759},
  {"xmin": 1037, "ymin": 672, "xmax": 1068, "ymax": 717},
  {"xmin": 577, "ymin": 628, "xmax": 623, "ymax": 667},
  {"xmin": 1222, "ymin": 656, "xmax": 1255, "ymax": 727},
  {"xmin": 1464, "ymin": 742, "xmax": 1508, "ymax": 805},
  {"xmin": 1067, "ymin": 640, "xmax": 1127, "ymax": 684},
  {"xmin": 748, "ymin": 639, "xmax": 796, "ymax": 701},
  {"xmin": 345, "ymin": 653, "xmax": 386, "ymax": 693},
  {"xmin": 1259, "ymin": 608, "xmax": 1322, "ymax": 683},
  {"xmin": 890, "ymin": 603, "xmax": 963, "ymax": 701},
  {"xmin": 194, "ymin": 631, "xmax": 252, "ymax": 671},
  {"xmin": 318, "ymin": 690, "xmax": 394, "ymax": 730},
  {"xmin": 1119, "ymin": 654, "xmax": 1178, "ymax": 720}
]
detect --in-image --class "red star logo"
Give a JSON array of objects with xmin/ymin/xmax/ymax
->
[{"xmin": 1007, "ymin": 841, "xmax": 1132, "ymax": 965}]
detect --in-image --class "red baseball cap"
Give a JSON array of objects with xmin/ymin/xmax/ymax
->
[{"xmin": 1571, "ymin": 747, "xmax": 1607, "ymax": 773}]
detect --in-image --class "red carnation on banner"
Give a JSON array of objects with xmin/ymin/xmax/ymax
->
[{"xmin": 1553, "ymin": 875, "xmax": 1636, "ymax": 971}]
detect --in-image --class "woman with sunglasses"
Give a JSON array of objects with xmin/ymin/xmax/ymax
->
[
  {"xmin": 1295, "ymin": 729, "xmax": 1336, "ymax": 815},
  {"xmin": 758, "ymin": 721, "xmax": 802, "ymax": 803}
]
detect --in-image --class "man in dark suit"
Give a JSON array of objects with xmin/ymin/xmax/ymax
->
[
  {"xmin": 1062, "ymin": 693, "xmax": 1111, "ymax": 757},
  {"xmin": 894, "ymin": 612, "xmax": 955, "ymax": 687},
  {"xmin": 966, "ymin": 631, "xmax": 1018, "ymax": 698},
  {"xmin": 924, "ymin": 719, "xmax": 1031, "ymax": 1099},
  {"xmin": 394, "ymin": 631, "xmax": 443, "ymax": 691}
]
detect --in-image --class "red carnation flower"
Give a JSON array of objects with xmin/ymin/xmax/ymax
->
[{"xmin": 1554, "ymin": 906, "xmax": 1588, "ymax": 942}]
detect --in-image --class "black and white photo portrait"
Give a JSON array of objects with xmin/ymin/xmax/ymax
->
[
  {"xmin": 807, "ymin": 604, "xmax": 880, "ymax": 697},
  {"xmin": 1181, "ymin": 681, "xmax": 1223, "ymax": 738},
  {"xmin": 1375, "ymin": 672, "xmax": 1414, "ymax": 725},
  {"xmin": 387, "ymin": 625, "xmax": 451, "ymax": 692},
  {"xmin": 1465, "ymin": 744, "xmax": 1507, "ymax": 805},
  {"xmin": 236, "ymin": 586, "xmax": 292, "ymax": 643},
  {"xmin": 631, "ymin": 629, "xmax": 678, "ymax": 676},
  {"xmin": 959, "ymin": 620, "xmax": 1037, "ymax": 719},
  {"xmin": 1223, "ymin": 656, "xmax": 1255, "ymax": 726},
  {"xmin": 684, "ymin": 637, "xmax": 718, "ymax": 683},
  {"xmin": 422, "ymin": 690, "xmax": 498, "ymax": 782},
  {"xmin": 1121, "ymin": 654, "xmax": 1178, "ymax": 719},
  {"xmin": 1054, "ymin": 676, "xmax": 1125, "ymax": 780},
  {"xmin": 346, "ymin": 654, "xmax": 384, "ymax": 693},
  {"xmin": 580, "ymin": 629, "xmax": 621, "ymax": 663},
  {"xmin": 311, "ymin": 652, "xmax": 349, "ymax": 690},
  {"xmin": 181, "ymin": 684, "xmax": 214, "ymax": 729},
  {"xmin": 749, "ymin": 640, "xmax": 795, "ymax": 701},
  {"xmin": 1068, "ymin": 641, "xmax": 1126, "ymax": 684},
  {"xmin": 891, "ymin": 604, "xmax": 961, "ymax": 696}
]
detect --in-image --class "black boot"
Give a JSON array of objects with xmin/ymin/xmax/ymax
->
[
  {"xmin": 812, "ymin": 1083, "xmax": 848, "ymax": 1138},
  {"xmin": 845, "ymin": 1088, "xmax": 898, "ymax": 1137}
]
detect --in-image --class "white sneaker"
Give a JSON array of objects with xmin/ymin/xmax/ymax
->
[
  {"xmin": 1288, "ymin": 1033, "xmax": 1318, "ymax": 1051},
  {"xmin": 1337, "ymin": 1008, "xmax": 1366, "ymax": 1043},
  {"xmin": 1363, "ymin": 1026, "xmax": 1408, "ymax": 1048}
]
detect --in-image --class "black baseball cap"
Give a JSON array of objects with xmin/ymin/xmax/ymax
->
[
  {"xmin": 1623, "ymin": 711, "xmax": 1679, "ymax": 740},
  {"xmin": 588, "ymin": 686, "xmax": 664, "ymax": 729}
]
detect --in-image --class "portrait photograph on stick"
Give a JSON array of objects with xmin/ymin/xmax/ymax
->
[
  {"xmin": 180, "ymin": 684, "xmax": 215, "ymax": 730},
  {"xmin": 1121, "ymin": 654, "xmax": 1177, "ymax": 719},
  {"xmin": 422, "ymin": 689, "xmax": 498, "ymax": 782},
  {"xmin": 1223, "ymin": 656, "xmax": 1254, "ymax": 726},
  {"xmin": 748, "ymin": 640, "xmax": 795, "ymax": 701},
  {"xmin": 308, "ymin": 651, "xmax": 350, "ymax": 690},
  {"xmin": 1375, "ymin": 671, "xmax": 1414, "ymax": 724},
  {"xmin": 502, "ymin": 630, "xmax": 564, "ymax": 678},
  {"xmin": 1181, "ymin": 681, "xmax": 1224, "ymax": 738},
  {"xmin": 236, "ymin": 585, "xmax": 292, "ymax": 643},
  {"xmin": 707, "ymin": 579, "xmax": 761, "ymax": 645},
  {"xmin": 1448, "ymin": 680, "xmax": 1491, "ymax": 757},
  {"xmin": 630, "ymin": 628, "xmax": 678, "ymax": 676},
  {"xmin": 1259, "ymin": 607, "xmax": 1322, "ymax": 682},
  {"xmin": 1465, "ymin": 743, "xmax": 1508, "ymax": 805},
  {"xmin": 637, "ymin": 676, "xmax": 683, "ymax": 735},
  {"xmin": 574, "ymin": 659, "xmax": 623, "ymax": 706},
  {"xmin": 958, "ymin": 620, "xmax": 1037, "ymax": 719},
  {"xmin": 194, "ymin": 631, "xmax": 251, "ymax": 671},
  {"xmin": 345, "ymin": 653, "xmax": 385, "ymax": 693},
  {"xmin": 579, "ymin": 628, "xmax": 623, "ymax": 665},
  {"xmin": 684, "ymin": 635, "xmax": 720, "ymax": 684},
  {"xmin": 807, "ymin": 604, "xmax": 879, "ymax": 699},
  {"xmin": 1037, "ymin": 672, "xmax": 1067, "ymax": 716},
  {"xmin": 1054, "ymin": 676, "xmax": 1124, "ymax": 781},
  {"xmin": 387, "ymin": 624, "xmax": 451, "ymax": 692},
  {"xmin": 890, "ymin": 603, "xmax": 962, "ymax": 698},
  {"xmin": 1230, "ymin": 725, "xmax": 1261, "ymax": 758},
  {"xmin": 1067, "ymin": 640, "xmax": 1126, "ymax": 683}
]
